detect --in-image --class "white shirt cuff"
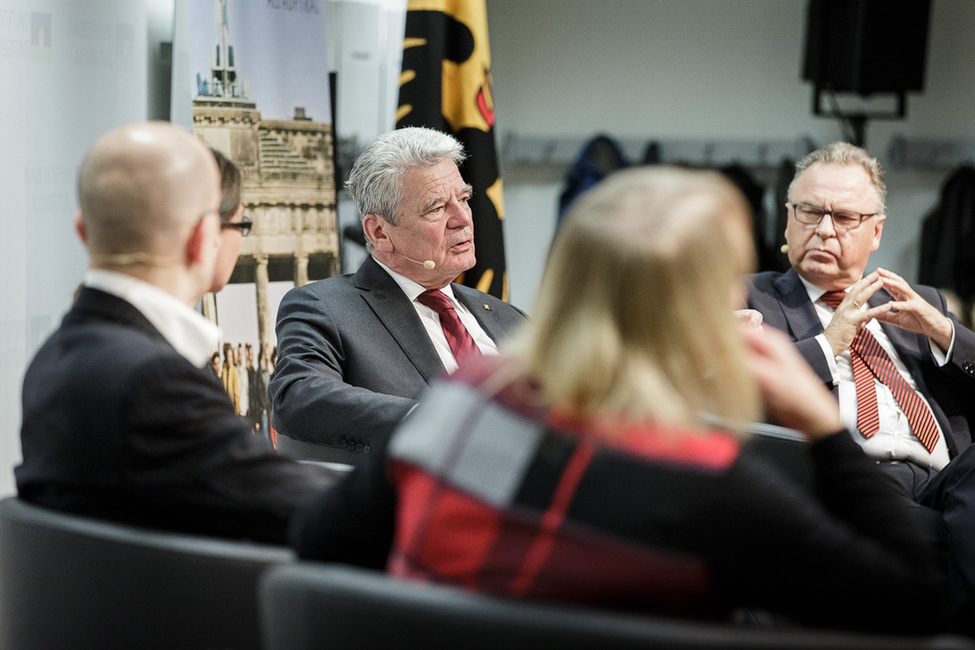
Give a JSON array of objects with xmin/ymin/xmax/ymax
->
[
  {"xmin": 815, "ymin": 333, "xmax": 840, "ymax": 386},
  {"xmin": 930, "ymin": 319, "xmax": 955, "ymax": 366}
]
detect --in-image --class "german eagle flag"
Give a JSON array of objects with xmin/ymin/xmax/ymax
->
[{"xmin": 397, "ymin": 0, "xmax": 508, "ymax": 300}]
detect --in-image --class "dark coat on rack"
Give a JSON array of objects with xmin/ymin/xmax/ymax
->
[
  {"xmin": 558, "ymin": 135, "xmax": 628, "ymax": 222},
  {"xmin": 919, "ymin": 165, "xmax": 975, "ymax": 301}
]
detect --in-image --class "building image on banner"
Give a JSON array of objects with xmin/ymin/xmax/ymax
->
[{"xmin": 189, "ymin": 0, "xmax": 338, "ymax": 355}]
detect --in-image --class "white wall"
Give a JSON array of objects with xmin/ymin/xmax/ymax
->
[
  {"xmin": 0, "ymin": 0, "xmax": 148, "ymax": 495},
  {"xmin": 489, "ymin": 0, "xmax": 975, "ymax": 311}
]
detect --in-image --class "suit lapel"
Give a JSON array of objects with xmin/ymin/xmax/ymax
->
[
  {"xmin": 354, "ymin": 257, "xmax": 445, "ymax": 383},
  {"xmin": 453, "ymin": 285, "xmax": 505, "ymax": 343},
  {"xmin": 773, "ymin": 268, "xmax": 825, "ymax": 340}
]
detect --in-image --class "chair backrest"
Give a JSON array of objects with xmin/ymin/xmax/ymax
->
[
  {"xmin": 0, "ymin": 496, "xmax": 293, "ymax": 650},
  {"xmin": 259, "ymin": 563, "xmax": 975, "ymax": 650}
]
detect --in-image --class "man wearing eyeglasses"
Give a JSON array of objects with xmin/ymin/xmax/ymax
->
[{"xmin": 747, "ymin": 141, "xmax": 975, "ymax": 629}]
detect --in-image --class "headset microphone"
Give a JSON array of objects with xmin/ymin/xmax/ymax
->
[
  {"xmin": 780, "ymin": 244, "xmax": 789, "ymax": 254},
  {"xmin": 395, "ymin": 252, "xmax": 436, "ymax": 270}
]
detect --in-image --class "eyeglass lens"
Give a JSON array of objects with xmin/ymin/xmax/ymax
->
[{"xmin": 794, "ymin": 205, "xmax": 863, "ymax": 229}]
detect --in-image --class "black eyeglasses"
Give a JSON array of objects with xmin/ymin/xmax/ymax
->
[
  {"xmin": 221, "ymin": 216, "xmax": 253, "ymax": 237},
  {"xmin": 788, "ymin": 202, "xmax": 879, "ymax": 231}
]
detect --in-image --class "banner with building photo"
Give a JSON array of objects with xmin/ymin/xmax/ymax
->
[
  {"xmin": 183, "ymin": 0, "xmax": 337, "ymax": 430},
  {"xmin": 397, "ymin": 0, "xmax": 508, "ymax": 300}
]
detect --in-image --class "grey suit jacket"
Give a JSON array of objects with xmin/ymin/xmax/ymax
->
[
  {"xmin": 747, "ymin": 268, "xmax": 975, "ymax": 457},
  {"xmin": 269, "ymin": 256, "xmax": 527, "ymax": 451}
]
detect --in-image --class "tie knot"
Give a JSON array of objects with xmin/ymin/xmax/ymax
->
[
  {"xmin": 821, "ymin": 291, "xmax": 846, "ymax": 310},
  {"xmin": 417, "ymin": 289, "xmax": 454, "ymax": 315}
]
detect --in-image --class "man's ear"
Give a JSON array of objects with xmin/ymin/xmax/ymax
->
[
  {"xmin": 362, "ymin": 213, "xmax": 392, "ymax": 252},
  {"xmin": 74, "ymin": 211, "xmax": 88, "ymax": 245},
  {"xmin": 871, "ymin": 214, "xmax": 886, "ymax": 253},
  {"xmin": 186, "ymin": 213, "xmax": 216, "ymax": 265}
]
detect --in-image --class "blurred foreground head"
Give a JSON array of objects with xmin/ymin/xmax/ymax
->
[{"xmin": 516, "ymin": 166, "xmax": 760, "ymax": 429}]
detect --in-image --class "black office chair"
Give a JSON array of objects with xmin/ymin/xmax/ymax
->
[
  {"xmin": 0, "ymin": 497, "xmax": 293, "ymax": 650},
  {"xmin": 259, "ymin": 563, "xmax": 975, "ymax": 650}
]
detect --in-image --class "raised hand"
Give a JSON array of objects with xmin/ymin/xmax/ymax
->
[
  {"xmin": 874, "ymin": 268, "xmax": 953, "ymax": 352},
  {"xmin": 822, "ymin": 271, "xmax": 889, "ymax": 356}
]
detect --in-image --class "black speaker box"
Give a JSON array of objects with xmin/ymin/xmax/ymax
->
[{"xmin": 802, "ymin": 0, "xmax": 932, "ymax": 95}]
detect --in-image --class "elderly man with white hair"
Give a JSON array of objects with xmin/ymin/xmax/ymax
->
[{"xmin": 270, "ymin": 127, "xmax": 525, "ymax": 461}]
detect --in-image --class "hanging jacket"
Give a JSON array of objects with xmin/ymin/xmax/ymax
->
[
  {"xmin": 558, "ymin": 135, "xmax": 628, "ymax": 224},
  {"xmin": 919, "ymin": 165, "xmax": 975, "ymax": 301}
]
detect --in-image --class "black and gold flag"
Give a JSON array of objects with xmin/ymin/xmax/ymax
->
[{"xmin": 397, "ymin": 0, "xmax": 508, "ymax": 300}]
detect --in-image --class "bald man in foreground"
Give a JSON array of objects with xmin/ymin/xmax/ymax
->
[{"xmin": 16, "ymin": 122, "xmax": 335, "ymax": 543}]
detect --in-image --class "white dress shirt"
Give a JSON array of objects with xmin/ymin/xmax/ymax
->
[
  {"xmin": 799, "ymin": 275, "xmax": 951, "ymax": 470},
  {"xmin": 375, "ymin": 260, "xmax": 498, "ymax": 374},
  {"xmin": 85, "ymin": 269, "xmax": 221, "ymax": 368}
]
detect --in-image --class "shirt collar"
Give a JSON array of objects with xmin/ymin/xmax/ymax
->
[
  {"xmin": 797, "ymin": 273, "xmax": 857, "ymax": 305},
  {"xmin": 373, "ymin": 257, "xmax": 458, "ymax": 304},
  {"xmin": 84, "ymin": 269, "xmax": 220, "ymax": 367}
]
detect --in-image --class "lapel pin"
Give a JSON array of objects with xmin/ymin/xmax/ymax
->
[{"xmin": 482, "ymin": 304, "xmax": 491, "ymax": 311}]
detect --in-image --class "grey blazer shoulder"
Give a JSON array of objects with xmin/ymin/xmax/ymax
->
[
  {"xmin": 269, "ymin": 256, "xmax": 526, "ymax": 451},
  {"xmin": 746, "ymin": 268, "xmax": 975, "ymax": 457}
]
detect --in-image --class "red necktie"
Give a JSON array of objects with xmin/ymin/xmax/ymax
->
[
  {"xmin": 821, "ymin": 291, "xmax": 940, "ymax": 452},
  {"xmin": 417, "ymin": 289, "xmax": 482, "ymax": 363}
]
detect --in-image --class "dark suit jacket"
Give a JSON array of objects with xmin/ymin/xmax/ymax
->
[
  {"xmin": 268, "ymin": 256, "xmax": 527, "ymax": 451},
  {"xmin": 747, "ymin": 268, "xmax": 975, "ymax": 458},
  {"xmin": 16, "ymin": 288, "xmax": 334, "ymax": 543}
]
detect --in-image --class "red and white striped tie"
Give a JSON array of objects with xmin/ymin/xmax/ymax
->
[{"xmin": 821, "ymin": 291, "xmax": 940, "ymax": 452}]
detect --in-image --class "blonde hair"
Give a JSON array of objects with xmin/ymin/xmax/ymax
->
[{"xmin": 506, "ymin": 167, "xmax": 760, "ymax": 433}]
